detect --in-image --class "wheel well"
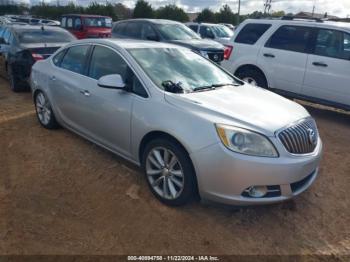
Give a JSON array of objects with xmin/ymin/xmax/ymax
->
[
  {"xmin": 139, "ymin": 131, "xmax": 189, "ymax": 163},
  {"xmin": 235, "ymin": 64, "xmax": 268, "ymax": 86},
  {"xmin": 33, "ymin": 89, "xmax": 41, "ymax": 102},
  {"xmin": 138, "ymin": 131, "xmax": 199, "ymax": 195}
]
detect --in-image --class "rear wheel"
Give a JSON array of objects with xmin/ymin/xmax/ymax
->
[
  {"xmin": 34, "ymin": 91, "xmax": 59, "ymax": 129},
  {"xmin": 235, "ymin": 67, "xmax": 268, "ymax": 88},
  {"xmin": 142, "ymin": 138, "xmax": 196, "ymax": 206}
]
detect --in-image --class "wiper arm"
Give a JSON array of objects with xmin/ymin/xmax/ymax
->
[
  {"xmin": 161, "ymin": 80, "xmax": 185, "ymax": 94},
  {"xmin": 192, "ymin": 83, "xmax": 239, "ymax": 92}
]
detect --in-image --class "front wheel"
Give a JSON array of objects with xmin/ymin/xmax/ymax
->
[
  {"xmin": 34, "ymin": 91, "xmax": 60, "ymax": 129},
  {"xmin": 142, "ymin": 139, "xmax": 196, "ymax": 206}
]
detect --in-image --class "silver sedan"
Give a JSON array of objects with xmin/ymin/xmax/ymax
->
[{"xmin": 30, "ymin": 39, "xmax": 322, "ymax": 206}]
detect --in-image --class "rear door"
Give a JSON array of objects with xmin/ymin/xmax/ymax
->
[
  {"xmin": 49, "ymin": 44, "xmax": 91, "ymax": 131},
  {"xmin": 302, "ymin": 28, "xmax": 350, "ymax": 106},
  {"xmin": 257, "ymin": 25, "xmax": 314, "ymax": 93}
]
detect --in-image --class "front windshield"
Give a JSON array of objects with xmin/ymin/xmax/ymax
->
[
  {"xmin": 211, "ymin": 25, "xmax": 234, "ymax": 38},
  {"xmin": 156, "ymin": 24, "xmax": 200, "ymax": 40},
  {"xmin": 83, "ymin": 17, "xmax": 112, "ymax": 28},
  {"xmin": 128, "ymin": 48, "xmax": 238, "ymax": 92}
]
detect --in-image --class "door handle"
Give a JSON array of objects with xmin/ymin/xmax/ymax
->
[
  {"xmin": 263, "ymin": 53, "xmax": 275, "ymax": 58},
  {"xmin": 80, "ymin": 90, "xmax": 90, "ymax": 97},
  {"xmin": 50, "ymin": 76, "xmax": 56, "ymax": 81},
  {"xmin": 312, "ymin": 62, "xmax": 328, "ymax": 67}
]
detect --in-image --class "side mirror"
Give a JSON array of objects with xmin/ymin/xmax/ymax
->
[
  {"xmin": 146, "ymin": 35, "xmax": 159, "ymax": 41},
  {"xmin": 98, "ymin": 74, "xmax": 126, "ymax": 89},
  {"xmin": 0, "ymin": 37, "xmax": 6, "ymax": 45}
]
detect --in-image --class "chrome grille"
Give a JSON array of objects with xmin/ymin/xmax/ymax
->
[{"xmin": 278, "ymin": 118, "xmax": 318, "ymax": 154}]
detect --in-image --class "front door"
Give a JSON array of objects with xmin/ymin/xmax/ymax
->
[{"xmin": 75, "ymin": 45, "xmax": 134, "ymax": 157}]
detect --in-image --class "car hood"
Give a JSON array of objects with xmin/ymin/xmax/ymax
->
[
  {"xmin": 167, "ymin": 39, "xmax": 224, "ymax": 51},
  {"xmin": 164, "ymin": 84, "xmax": 310, "ymax": 136}
]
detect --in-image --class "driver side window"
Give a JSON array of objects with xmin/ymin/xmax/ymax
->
[{"xmin": 89, "ymin": 45, "xmax": 148, "ymax": 97}]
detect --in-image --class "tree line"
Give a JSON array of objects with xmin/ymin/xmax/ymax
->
[{"xmin": 0, "ymin": 0, "xmax": 287, "ymax": 24}]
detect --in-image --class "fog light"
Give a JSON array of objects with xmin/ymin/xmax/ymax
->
[{"xmin": 248, "ymin": 186, "xmax": 268, "ymax": 198}]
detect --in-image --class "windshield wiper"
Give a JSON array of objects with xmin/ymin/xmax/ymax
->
[{"xmin": 192, "ymin": 83, "xmax": 239, "ymax": 92}]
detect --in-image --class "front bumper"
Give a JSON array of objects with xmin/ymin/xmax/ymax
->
[{"xmin": 190, "ymin": 137, "xmax": 323, "ymax": 206}]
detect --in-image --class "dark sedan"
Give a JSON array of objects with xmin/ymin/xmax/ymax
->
[
  {"xmin": 112, "ymin": 19, "xmax": 225, "ymax": 64},
  {"xmin": 0, "ymin": 25, "xmax": 76, "ymax": 92}
]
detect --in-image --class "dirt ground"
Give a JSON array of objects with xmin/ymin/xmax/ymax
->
[{"xmin": 0, "ymin": 77, "xmax": 349, "ymax": 257}]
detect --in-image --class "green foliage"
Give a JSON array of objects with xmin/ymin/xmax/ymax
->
[
  {"xmin": 196, "ymin": 8, "xmax": 216, "ymax": 23},
  {"xmin": 0, "ymin": 4, "xmax": 28, "ymax": 16},
  {"xmin": 216, "ymin": 4, "xmax": 236, "ymax": 24},
  {"xmin": 133, "ymin": 0, "xmax": 154, "ymax": 18},
  {"xmin": 271, "ymin": 10, "xmax": 285, "ymax": 17},
  {"xmin": 156, "ymin": 5, "xmax": 189, "ymax": 22}
]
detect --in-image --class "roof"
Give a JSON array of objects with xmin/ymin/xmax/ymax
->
[
  {"xmin": 8, "ymin": 24, "xmax": 67, "ymax": 31},
  {"xmin": 243, "ymin": 18, "xmax": 350, "ymax": 31},
  {"xmin": 117, "ymin": 18, "xmax": 181, "ymax": 25},
  {"xmin": 72, "ymin": 38, "xmax": 184, "ymax": 50},
  {"xmin": 61, "ymin": 14, "xmax": 111, "ymax": 18},
  {"xmin": 295, "ymin": 12, "xmax": 339, "ymax": 19}
]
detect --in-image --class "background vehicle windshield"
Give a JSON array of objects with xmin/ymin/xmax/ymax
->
[
  {"xmin": 84, "ymin": 17, "xmax": 112, "ymax": 28},
  {"xmin": 129, "ymin": 48, "xmax": 237, "ymax": 91},
  {"xmin": 156, "ymin": 24, "xmax": 200, "ymax": 40},
  {"xmin": 212, "ymin": 25, "xmax": 234, "ymax": 38},
  {"xmin": 16, "ymin": 29, "xmax": 76, "ymax": 43}
]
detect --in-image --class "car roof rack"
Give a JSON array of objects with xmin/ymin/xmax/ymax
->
[{"xmin": 281, "ymin": 16, "xmax": 324, "ymax": 23}]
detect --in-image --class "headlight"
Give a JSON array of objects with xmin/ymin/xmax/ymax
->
[
  {"xmin": 199, "ymin": 50, "xmax": 209, "ymax": 59},
  {"xmin": 215, "ymin": 124, "xmax": 278, "ymax": 157}
]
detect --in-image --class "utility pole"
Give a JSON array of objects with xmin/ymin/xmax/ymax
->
[
  {"xmin": 264, "ymin": 0, "xmax": 272, "ymax": 15},
  {"xmin": 311, "ymin": 0, "xmax": 316, "ymax": 17},
  {"xmin": 237, "ymin": 0, "xmax": 241, "ymax": 24}
]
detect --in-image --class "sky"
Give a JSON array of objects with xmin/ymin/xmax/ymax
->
[{"xmin": 15, "ymin": 0, "xmax": 350, "ymax": 18}]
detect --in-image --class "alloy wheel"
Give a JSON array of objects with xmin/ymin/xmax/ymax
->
[
  {"xmin": 35, "ymin": 93, "xmax": 51, "ymax": 125},
  {"xmin": 146, "ymin": 147, "xmax": 185, "ymax": 200}
]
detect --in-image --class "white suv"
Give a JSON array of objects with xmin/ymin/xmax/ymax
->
[{"xmin": 222, "ymin": 18, "xmax": 350, "ymax": 110}]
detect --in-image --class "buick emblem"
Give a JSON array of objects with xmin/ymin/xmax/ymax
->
[
  {"xmin": 213, "ymin": 54, "xmax": 219, "ymax": 61},
  {"xmin": 307, "ymin": 128, "xmax": 317, "ymax": 146}
]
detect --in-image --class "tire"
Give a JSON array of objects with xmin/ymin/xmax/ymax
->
[
  {"xmin": 34, "ymin": 91, "xmax": 60, "ymax": 129},
  {"xmin": 142, "ymin": 138, "xmax": 196, "ymax": 206},
  {"xmin": 8, "ymin": 65, "xmax": 26, "ymax": 92},
  {"xmin": 235, "ymin": 67, "xmax": 268, "ymax": 88}
]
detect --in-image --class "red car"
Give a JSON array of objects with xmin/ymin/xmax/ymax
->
[{"xmin": 60, "ymin": 14, "xmax": 112, "ymax": 39}]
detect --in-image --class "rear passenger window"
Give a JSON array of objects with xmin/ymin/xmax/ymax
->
[
  {"xmin": 314, "ymin": 29, "xmax": 350, "ymax": 60},
  {"xmin": 188, "ymin": 25, "xmax": 198, "ymax": 32},
  {"xmin": 67, "ymin": 18, "xmax": 73, "ymax": 28},
  {"xmin": 266, "ymin": 25, "xmax": 312, "ymax": 53},
  {"xmin": 61, "ymin": 17, "xmax": 66, "ymax": 27},
  {"xmin": 60, "ymin": 45, "xmax": 89, "ymax": 74},
  {"xmin": 235, "ymin": 23, "xmax": 271, "ymax": 45},
  {"xmin": 113, "ymin": 23, "xmax": 126, "ymax": 35},
  {"xmin": 74, "ymin": 18, "xmax": 82, "ymax": 30},
  {"xmin": 126, "ymin": 23, "xmax": 141, "ymax": 38}
]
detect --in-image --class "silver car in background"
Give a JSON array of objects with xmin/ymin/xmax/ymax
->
[{"xmin": 30, "ymin": 39, "xmax": 322, "ymax": 206}]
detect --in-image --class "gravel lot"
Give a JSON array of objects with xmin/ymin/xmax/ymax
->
[{"xmin": 0, "ymin": 77, "xmax": 349, "ymax": 257}]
